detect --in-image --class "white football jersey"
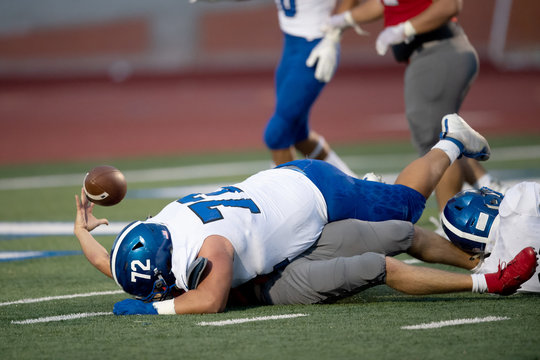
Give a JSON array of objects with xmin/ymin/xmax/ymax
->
[
  {"xmin": 477, "ymin": 182, "xmax": 540, "ymax": 293},
  {"xmin": 148, "ymin": 168, "xmax": 328, "ymax": 291},
  {"xmin": 275, "ymin": 0, "xmax": 337, "ymax": 40}
]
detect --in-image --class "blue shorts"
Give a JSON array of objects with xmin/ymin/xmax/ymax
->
[
  {"xmin": 263, "ymin": 33, "xmax": 327, "ymax": 150},
  {"xmin": 277, "ymin": 160, "xmax": 426, "ymax": 223}
]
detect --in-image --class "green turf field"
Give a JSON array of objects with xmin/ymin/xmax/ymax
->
[{"xmin": 1, "ymin": 136, "xmax": 540, "ymax": 359}]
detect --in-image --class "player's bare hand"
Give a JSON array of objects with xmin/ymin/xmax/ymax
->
[{"xmin": 75, "ymin": 187, "xmax": 109, "ymax": 233}]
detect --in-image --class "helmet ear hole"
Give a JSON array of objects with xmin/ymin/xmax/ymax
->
[{"xmin": 132, "ymin": 241, "xmax": 144, "ymax": 251}]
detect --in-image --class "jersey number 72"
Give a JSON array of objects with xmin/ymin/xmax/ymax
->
[{"xmin": 178, "ymin": 186, "xmax": 261, "ymax": 224}]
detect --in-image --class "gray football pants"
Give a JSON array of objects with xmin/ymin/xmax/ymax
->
[
  {"xmin": 404, "ymin": 25, "xmax": 479, "ymax": 155},
  {"xmin": 259, "ymin": 219, "xmax": 414, "ymax": 305}
]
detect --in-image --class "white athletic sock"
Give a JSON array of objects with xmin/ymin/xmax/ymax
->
[
  {"xmin": 325, "ymin": 151, "xmax": 357, "ymax": 177},
  {"xmin": 308, "ymin": 136, "xmax": 326, "ymax": 159},
  {"xmin": 474, "ymin": 173, "xmax": 493, "ymax": 189},
  {"xmin": 471, "ymin": 274, "xmax": 488, "ymax": 293},
  {"xmin": 432, "ymin": 140, "xmax": 461, "ymax": 164}
]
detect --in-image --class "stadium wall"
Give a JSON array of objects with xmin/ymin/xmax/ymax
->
[{"xmin": 0, "ymin": 0, "xmax": 538, "ymax": 79}]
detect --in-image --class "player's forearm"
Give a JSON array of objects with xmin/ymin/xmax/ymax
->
[
  {"xmin": 74, "ymin": 228, "xmax": 112, "ymax": 278},
  {"xmin": 335, "ymin": 0, "xmax": 361, "ymax": 13},
  {"xmin": 408, "ymin": 0, "xmax": 462, "ymax": 35},
  {"xmin": 349, "ymin": 0, "xmax": 384, "ymax": 24},
  {"xmin": 172, "ymin": 289, "xmax": 229, "ymax": 314}
]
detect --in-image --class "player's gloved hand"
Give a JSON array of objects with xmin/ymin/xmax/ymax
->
[
  {"xmin": 306, "ymin": 28, "xmax": 342, "ymax": 83},
  {"xmin": 375, "ymin": 20, "xmax": 416, "ymax": 56},
  {"xmin": 324, "ymin": 11, "xmax": 369, "ymax": 36},
  {"xmin": 113, "ymin": 299, "xmax": 158, "ymax": 315}
]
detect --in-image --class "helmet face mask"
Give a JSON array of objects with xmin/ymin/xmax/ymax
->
[
  {"xmin": 110, "ymin": 221, "xmax": 176, "ymax": 301},
  {"xmin": 441, "ymin": 187, "xmax": 503, "ymax": 254},
  {"xmin": 140, "ymin": 271, "xmax": 176, "ymax": 302}
]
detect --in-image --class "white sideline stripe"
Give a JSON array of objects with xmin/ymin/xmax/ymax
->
[
  {"xmin": 0, "ymin": 145, "xmax": 538, "ymax": 190},
  {"xmin": 11, "ymin": 312, "xmax": 111, "ymax": 325},
  {"xmin": 198, "ymin": 313, "xmax": 309, "ymax": 326},
  {"xmin": 401, "ymin": 316, "xmax": 510, "ymax": 330},
  {"xmin": 0, "ymin": 161, "xmax": 268, "ymax": 190},
  {"xmin": 0, "ymin": 221, "xmax": 128, "ymax": 236},
  {"xmin": 0, "ymin": 290, "xmax": 124, "ymax": 307}
]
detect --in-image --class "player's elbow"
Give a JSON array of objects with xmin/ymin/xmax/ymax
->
[
  {"xmin": 199, "ymin": 292, "xmax": 228, "ymax": 314},
  {"xmin": 86, "ymin": 253, "xmax": 113, "ymax": 278},
  {"xmin": 446, "ymin": 0, "xmax": 462, "ymax": 16},
  {"xmin": 204, "ymin": 296, "xmax": 227, "ymax": 313}
]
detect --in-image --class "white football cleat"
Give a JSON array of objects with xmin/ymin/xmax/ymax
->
[
  {"xmin": 439, "ymin": 114, "xmax": 491, "ymax": 161},
  {"xmin": 362, "ymin": 172, "xmax": 384, "ymax": 183}
]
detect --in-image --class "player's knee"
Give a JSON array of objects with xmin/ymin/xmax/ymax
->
[
  {"xmin": 319, "ymin": 253, "xmax": 386, "ymax": 292},
  {"xmin": 406, "ymin": 110, "xmax": 441, "ymax": 155},
  {"xmin": 264, "ymin": 117, "xmax": 295, "ymax": 149},
  {"xmin": 353, "ymin": 253, "xmax": 386, "ymax": 284},
  {"xmin": 377, "ymin": 220, "xmax": 414, "ymax": 254}
]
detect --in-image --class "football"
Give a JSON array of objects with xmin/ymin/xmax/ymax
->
[{"xmin": 83, "ymin": 165, "xmax": 127, "ymax": 206}]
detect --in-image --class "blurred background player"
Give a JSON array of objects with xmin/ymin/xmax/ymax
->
[
  {"xmin": 325, "ymin": 0, "xmax": 507, "ymax": 227},
  {"xmin": 190, "ymin": 0, "xmax": 357, "ymax": 175},
  {"xmin": 263, "ymin": 0, "xmax": 359, "ymax": 176}
]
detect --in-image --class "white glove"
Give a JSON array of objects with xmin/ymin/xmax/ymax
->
[
  {"xmin": 306, "ymin": 28, "xmax": 342, "ymax": 83},
  {"xmin": 375, "ymin": 20, "xmax": 416, "ymax": 56},
  {"xmin": 324, "ymin": 11, "xmax": 369, "ymax": 36}
]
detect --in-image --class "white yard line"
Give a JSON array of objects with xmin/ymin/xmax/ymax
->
[
  {"xmin": 0, "ymin": 146, "xmax": 538, "ymax": 190},
  {"xmin": 0, "ymin": 161, "xmax": 268, "ymax": 190},
  {"xmin": 0, "ymin": 221, "xmax": 128, "ymax": 236},
  {"xmin": 11, "ymin": 312, "xmax": 112, "ymax": 325},
  {"xmin": 197, "ymin": 313, "xmax": 309, "ymax": 326},
  {"xmin": 0, "ymin": 290, "xmax": 123, "ymax": 307},
  {"xmin": 10, "ymin": 309, "xmax": 308, "ymax": 326},
  {"xmin": 401, "ymin": 316, "xmax": 510, "ymax": 330}
]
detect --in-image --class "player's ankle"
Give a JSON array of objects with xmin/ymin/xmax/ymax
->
[{"xmin": 432, "ymin": 139, "xmax": 462, "ymax": 164}]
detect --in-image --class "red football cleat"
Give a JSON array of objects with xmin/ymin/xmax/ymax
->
[{"xmin": 485, "ymin": 247, "xmax": 538, "ymax": 296}]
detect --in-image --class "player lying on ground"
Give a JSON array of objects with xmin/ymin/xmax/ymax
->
[
  {"xmin": 74, "ymin": 114, "xmax": 537, "ymax": 315},
  {"xmin": 441, "ymin": 182, "xmax": 540, "ymax": 293},
  {"xmin": 75, "ymin": 195, "xmax": 537, "ymax": 313},
  {"xmin": 227, "ymin": 219, "xmax": 537, "ymax": 306}
]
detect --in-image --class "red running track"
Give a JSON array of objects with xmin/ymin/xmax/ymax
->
[{"xmin": 1, "ymin": 65, "xmax": 539, "ymax": 165}]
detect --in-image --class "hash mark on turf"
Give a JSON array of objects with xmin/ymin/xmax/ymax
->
[
  {"xmin": 0, "ymin": 290, "xmax": 124, "ymax": 307},
  {"xmin": 12, "ymin": 312, "xmax": 112, "ymax": 325},
  {"xmin": 198, "ymin": 313, "xmax": 309, "ymax": 326},
  {"xmin": 401, "ymin": 316, "xmax": 510, "ymax": 330}
]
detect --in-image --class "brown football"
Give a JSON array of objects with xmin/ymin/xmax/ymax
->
[{"xmin": 83, "ymin": 165, "xmax": 127, "ymax": 206}]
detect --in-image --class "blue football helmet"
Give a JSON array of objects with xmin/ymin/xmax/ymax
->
[
  {"xmin": 441, "ymin": 187, "xmax": 503, "ymax": 253},
  {"xmin": 110, "ymin": 221, "xmax": 175, "ymax": 301}
]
